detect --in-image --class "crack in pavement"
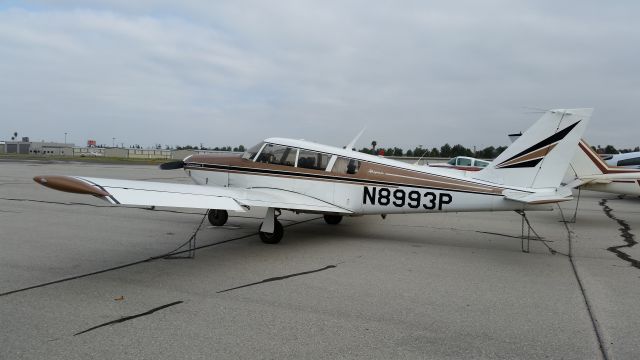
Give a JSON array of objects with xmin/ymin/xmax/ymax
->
[
  {"xmin": 217, "ymin": 264, "xmax": 338, "ymax": 293},
  {"xmin": 389, "ymin": 223, "xmax": 553, "ymax": 243},
  {"xmin": 73, "ymin": 301, "xmax": 183, "ymax": 336},
  {"xmin": 599, "ymin": 199, "xmax": 640, "ymax": 269},
  {"xmin": 0, "ymin": 198, "xmax": 291, "ymax": 220},
  {"xmin": 0, "ymin": 216, "xmax": 322, "ymax": 298},
  {"xmin": 475, "ymin": 230, "xmax": 550, "ymax": 242},
  {"xmin": 0, "ymin": 197, "xmax": 203, "ymax": 215},
  {"xmin": 557, "ymin": 205, "xmax": 609, "ymax": 360}
]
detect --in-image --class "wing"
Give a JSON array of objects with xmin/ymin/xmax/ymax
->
[{"xmin": 33, "ymin": 176, "xmax": 352, "ymax": 214}]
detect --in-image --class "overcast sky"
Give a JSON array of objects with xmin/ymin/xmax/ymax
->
[{"xmin": 1, "ymin": 1, "xmax": 638, "ymax": 150}]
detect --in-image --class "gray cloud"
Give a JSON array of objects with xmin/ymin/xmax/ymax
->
[{"xmin": 1, "ymin": 1, "xmax": 639, "ymax": 149}]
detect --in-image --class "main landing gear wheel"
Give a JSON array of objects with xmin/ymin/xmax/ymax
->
[
  {"xmin": 259, "ymin": 220, "xmax": 284, "ymax": 244},
  {"xmin": 207, "ymin": 209, "xmax": 228, "ymax": 226},
  {"xmin": 323, "ymin": 214, "xmax": 343, "ymax": 225}
]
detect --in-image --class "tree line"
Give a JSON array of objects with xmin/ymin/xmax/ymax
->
[
  {"xmin": 360, "ymin": 140, "xmax": 640, "ymax": 158},
  {"xmin": 170, "ymin": 142, "xmax": 640, "ymax": 159},
  {"xmin": 174, "ymin": 145, "xmax": 246, "ymax": 152},
  {"xmin": 358, "ymin": 143, "xmax": 508, "ymax": 159}
]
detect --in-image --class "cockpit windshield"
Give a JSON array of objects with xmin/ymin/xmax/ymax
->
[
  {"xmin": 242, "ymin": 142, "xmax": 264, "ymax": 160},
  {"xmin": 256, "ymin": 143, "xmax": 297, "ymax": 166}
]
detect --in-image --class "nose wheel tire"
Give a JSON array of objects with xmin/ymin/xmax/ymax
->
[
  {"xmin": 259, "ymin": 220, "xmax": 284, "ymax": 244},
  {"xmin": 207, "ymin": 209, "xmax": 228, "ymax": 226},
  {"xmin": 323, "ymin": 214, "xmax": 343, "ymax": 225}
]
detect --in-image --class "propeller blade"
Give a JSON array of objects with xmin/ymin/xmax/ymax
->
[{"xmin": 159, "ymin": 160, "xmax": 185, "ymax": 170}]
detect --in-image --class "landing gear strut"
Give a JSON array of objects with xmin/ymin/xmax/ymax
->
[
  {"xmin": 323, "ymin": 214, "xmax": 343, "ymax": 225},
  {"xmin": 207, "ymin": 209, "xmax": 228, "ymax": 226},
  {"xmin": 259, "ymin": 208, "xmax": 284, "ymax": 244},
  {"xmin": 259, "ymin": 220, "xmax": 284, "ymax": 244}
]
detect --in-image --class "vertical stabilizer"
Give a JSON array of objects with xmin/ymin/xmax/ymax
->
[
  {"xmin": 473, "ymin": 108, "xmax": 592, "ymax": 189},
  {"xmin": 568, "ymin": 140, "xmax": 605, "ymax": 178}
]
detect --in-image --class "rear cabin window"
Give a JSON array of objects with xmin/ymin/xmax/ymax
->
[
  {"xmin": 617, "ymin": 157, "xmax": 640, "ymax": 167},
  {"xmin": 331, "ymin": 157, "xmax": 361, "ymax": 175},
  {"xmin": 474, "ymin": 159, "xmax": 489, "ymax": 168},
  {"xmin": 256, "ymin": 143, "xmax": 296, "ymax": 167},
  {"xmin": 297, "ymin": 149, "xmax": 330, "ymax": 170}
]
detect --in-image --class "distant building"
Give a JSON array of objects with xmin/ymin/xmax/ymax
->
[
  {"xmin": 2, "ymin": 141, "xmax": 31, "ymax": 154},
  {"xmin": 0, "ymin": 138, "xmax": 242, "ymax": 159},
  {"xmin": 29, "ymin": 142, "xmax": 74, "ymax": 156}
]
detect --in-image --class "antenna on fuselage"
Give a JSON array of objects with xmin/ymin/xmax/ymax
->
[{"xmin": 345, "ymin": 128, "xmax": 366, "ymax": 151}]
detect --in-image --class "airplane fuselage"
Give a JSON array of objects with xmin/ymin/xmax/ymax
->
[{"xmin": 183, "ymin": 151, "xmax": 546, "ymax": 216}]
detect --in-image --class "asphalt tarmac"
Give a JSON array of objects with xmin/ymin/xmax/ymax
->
[{"xmin": 1, "ymin": 161, "xmax": 639, "ymax": 359}]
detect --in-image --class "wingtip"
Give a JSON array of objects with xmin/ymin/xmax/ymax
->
[{"xmin": 33, "ymin": 175, "xmax": 110, "ymax": 197}]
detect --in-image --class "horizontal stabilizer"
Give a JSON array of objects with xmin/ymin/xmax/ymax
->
[{"xmin": 502, "ymin": 188, "xmax": 573, "ymax": 204}]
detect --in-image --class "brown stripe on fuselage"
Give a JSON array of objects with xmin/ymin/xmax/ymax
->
[
  {"xmin": 186, "ymin": 154, "xmax": 505, "ymax": 195},
  {"xmin": 497, "ymin": 143, "xmax": 556, "ymax": 168},
  {"xmin": 33, "ymin": 175, "xmax": 110, "ymax": 197}
]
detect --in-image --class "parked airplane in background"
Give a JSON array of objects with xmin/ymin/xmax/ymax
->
[
  {"xmin": 34, "ymin": 109, "xmax": 592, "ymax": 244},
  {"xmin": 566, "ymin": 140, "xmax": 640, "ymax": 196},
  {"xmin": 429, "ymin": 156, "xmax": 489, "ymax": 171},
  {"xmin": 602, "ymin": 152, "xmax": 640, "ymax": 169},
  {"xmin": 79, "ymin": 151, "xmax": 104, "ymax": 157}
]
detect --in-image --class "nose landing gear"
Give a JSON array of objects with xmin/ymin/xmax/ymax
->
[
  {"xmin": 259, "ymin": 220, "xmax": 284, "ymax": 244},
  {"xmin": 259, "ymin": 208, "xmax": 284, "ymax": 244}
]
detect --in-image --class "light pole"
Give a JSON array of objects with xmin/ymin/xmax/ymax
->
[
  {"xmin": 112, "ymin": 137, "xmax": 116, "ymax": 148},
  {"xmin": 64, "ymin": 132, "xmax": 67, "ymax": 144}
]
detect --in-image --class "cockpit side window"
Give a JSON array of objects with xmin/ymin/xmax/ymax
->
[
  {"xmin": 447, "ymin": 158, "xmax": 457, "ymax": 165},
  {"xmin": 331, "ymin": 157, "xmax": 361, "ymax": 175},
  {"xmin": 297, "ymin": 149, "xmax": 330, "ymax": 170},
  {"xmin": 242, "ymin": 142, "xmax": 264, "ymax": 160},
  {"xmin": 256, "ymin": 143, "xmax": 296, "ymax": 166}
]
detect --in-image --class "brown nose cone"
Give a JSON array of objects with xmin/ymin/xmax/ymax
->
[{"xmin": 33, "ymin": 176, "xmax": 110, "ymax": 197}]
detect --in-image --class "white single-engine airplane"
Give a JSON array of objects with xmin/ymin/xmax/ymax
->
[{"xmin": 34, "ymin": 108, "xmax": 592, "ymax": 244}]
